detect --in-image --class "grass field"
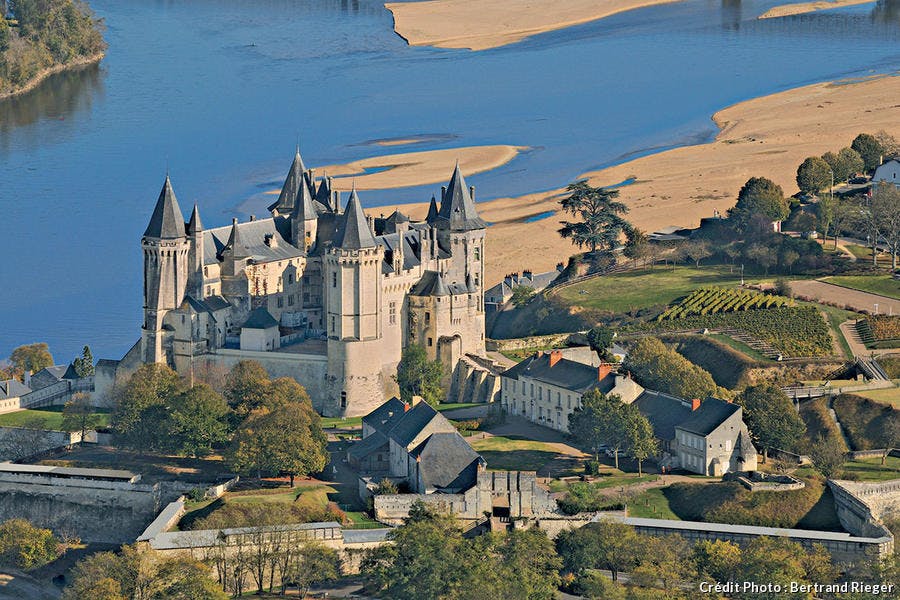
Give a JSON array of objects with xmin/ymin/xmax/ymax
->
[
  {"xmin": 0, "ymin": 406, "xmax": 111, "ymax": 430},
  {"xmin": 844, "ymin": 245, "xmax": 891, "ymax": 266},
  {"xmin": 841, "ymin": 456, "xmax": 900, "ymax": 481},
  {"xmin": 470, "ymin": 435, "xmax": 569, "ymax": 472},
  {"xmin": 823, "ymin": 275, "xmax": 900, "ymax": 300},
  {"xmin": 627, "ymin": 487, "xmax": 681, "ymax": 520},
  {"xmin": 553, "ymin": 265, "xmax": 773, "ymax": 314},
  {"xmin": 855, "ymin": 386, "xmax": 900, "ymax": 409}
]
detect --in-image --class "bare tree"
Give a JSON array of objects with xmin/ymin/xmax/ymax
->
[{"xmin": 870, "ymin": 183, "xmax": 900, "ymax": 270}]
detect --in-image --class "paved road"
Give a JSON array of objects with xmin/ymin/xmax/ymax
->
[{"xmin": 790, "ymin": 279, "xmax": 900, "ymax": 315}]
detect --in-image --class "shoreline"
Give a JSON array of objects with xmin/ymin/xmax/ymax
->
[
  {"xmin": 757, "ymin": 0, "xmax": 874, "ymax": 19},
  {"xmin": 373, "ymin": 74, "xmax": 900, "ymax": 285},
  {"xmin": 0, "ymin": 52, "xmax": 105, "ymax": 102},
  {"xmin": 384, "ymin": 0, "xmax": 683, "ymax": 51}
]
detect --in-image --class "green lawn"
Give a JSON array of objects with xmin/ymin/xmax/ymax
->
[
  {"xmin": 841, "ymin": 456, "xmax": 900, "ymax": 481},
  {"xmin": 855, "ymin": 386, "xmax": 900, "ymax": 409},
  {"xmin": 627, "ymin": 488, "xmax": 681, "ymax": 520},
  {"xmin": 823, "ymin": 275, "xmax": 900, "ymax": 300},
  {"xmin": 844, "ymin": 245, "xmax": 892, "ymax": 266},
  {"xmin": 553, "ymin": 265, "xmax": 778, "ymax": 313},
  {"xmin": 319, "ymin": 402, "xmax": 481, "ymax": 430},
  {"xmin": 705, "ymin": 333, "xmax": 771, "ymax": 363},
  {"xmin": 470, "ymin": 436, "xmax": 568, "ymax": 472},
  {"xmin": 0, "ymin": 406, "xmax": 111, "ymax": 430}
]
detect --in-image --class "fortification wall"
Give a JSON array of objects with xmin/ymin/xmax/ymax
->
[
  {"xmin": 206, "ymin": 349, "xmax": 328, "ymax": 408},
  {"xmin": 0, "ymin": 473, "xmax": 160, "ymax": 543},
  {"xmin": 830, "ymin": 479, "xmax": 900, "ymax": 536},
  {"xmin": 0, "ymin": 427, "xmax": 80, "ymax": 461}
]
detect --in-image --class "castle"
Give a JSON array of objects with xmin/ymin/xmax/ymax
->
[{"xmin": 107, "ymin": 149, "xmax": 490, "ymax": 416}]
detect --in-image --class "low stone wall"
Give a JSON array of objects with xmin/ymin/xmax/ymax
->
[
  {"xmin": 727, "ymin": 471, "xmax": 805, "ymax": 492},
  {"xmin": 0, "ymin": 426, "xmax": 80, "ymax": 461},
  {"xmin": 486, "ymin": 333, "xmax": 582, "ymax": 352},
  {"xmin": 847, "ymin": 449, "xmax": 896, "ymax": 460},
  {"xmin": 375, "ymin": 492, "xmax": 471, "ymax": 525}
]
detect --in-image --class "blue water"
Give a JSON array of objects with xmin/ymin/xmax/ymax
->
[{"xmin": 1, "ymin": 0, "xmax": 899, "ymax": 363}]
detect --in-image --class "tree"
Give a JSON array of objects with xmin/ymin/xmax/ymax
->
[
  {"xmin": 394, "ymin": 344, "xmax": 444, "ymax": 407},
  {"xmin": 555, "ymin": 520, "xmax": 639, "ymax": 582},
  {"xmin": 568, "ymin": 389, "xmax": 627, "ymax": 468},
  {"xmin": 630, "ymin": 534, "xmax": 693, "ymax": 591},
  {"xmin": 0, "ymin": 18, "xmax": 9, "ymax": 52},
  {"xmin": 744, "ymin": 243, "xmax": 776, "ymax": 275},
  {"xmin": 558, "ymin": 181, "xmax": 630, "ymax": 255},
  {"xmin": 61, "ymin": 392, "xmax": 99, "ymax": 444},
  {"xmin": 682, "ymin": 240, "xmax": 712, "ymax": 268},
  {"xmin": 823, "ymin": 147, "xmax": 864, "ymax": 183},
  {"xmin": 167, "ymin": 384, "xmax": 229, "ymax": 457},
  {"xmin": 10, "ymin": 342, "xmax": 53, "ymax": 374},
  {"xmin": 728, "ymin": 177, "xmax": 789, "ymax": 231},
  {"xmin": 624, "ymin": 226, "xmax": 652, "ymax": 267},
  {"xmin": 494, "ymin": 527, "xmax": 561, "ymax": 600},
  {"xmin": 816, "ymin": 194, "xmax": 835, "ymax": 243},
  {"xmin": 796, "ymin": 156, "xmax": 832, "ymax": 195},
  {"xmin": 623, "ymin": 404, "xmax": 657, "ymax": 476},
  {"xmin": 623, "ymin": 337, "xmax": 726, "ymax": 401},
  {"xmin": 737, "ymin": 385, "xmax": 805, "ymax": 462},
  {"xmin": 0, "ymin": 518, "xmax": 60, "ymax": 570},
  {"xmin": 73, "ymin": 345, "xmax": 94, "ymax": 377},
  {"xmin": 875, "ymin": 130, "xmax": 900, "ymax": 158},
  {"xmin": 510, "ymin": 285, "xmax": 536, "ymax": 307},
  {"xmin": 223, "ymin": 360, "xmax": 270, "ymax": 420},
  {"xmin": 287, "ymin": 543, "xmax": 342, "ymax": 598},
  {"xmin": 585, "ymin": 326, "xmax": 614, "ymax": 361},
  {"xmin": 693, "ymin": 539, "xmax": 742, "ymax": 584},
  {"xmin": 852, "ymin": 133, "xmax": 885, "ymax": 172},
  {"xmin": 112, "ymin": 363, "xmax": 183, "ymax": 453},
  {"xmin": 734, "ymin": 537, "xmax": 834, "ymax": 600},
  {"xmin": 226, "ymin": 400, "xmax": 327, "ymax": 485},
  {"xmin": 830, "ymin": 198, "xmax": 855, "ymax": 250},
  {"xmin": 266, "ymin": 376, "xmax": 311, "ymax": 410},
  {"xmin": 63, "ymin": 544, "xmax": 227, "ymax": 600},
  {"xmin": 870, "ymin": 182, "xmax": 900, "ymax": 269},
  {"xmin": 809, "ymin": 433, "xmax": 846, "ymax": 479}
]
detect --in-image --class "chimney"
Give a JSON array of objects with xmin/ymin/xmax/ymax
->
[
  {"xmin": 597, "ymin": 363, "xmax": 612, "ymax": 381},
  {"xmin": 549, "ymin": 350, "xmax": 563, "ymax": 367},
  {"xmin": 249, "ymin": 214, "xmax": 256, "ymax": 221},
  {"xmin": 441, "ymin": 185, "xmax": 447, "ymax": 201},
  {"xmin": 232, "ymin": 217, "xmax": 238, "ymax": 225},
  {"xmin": 691, "ymin": 398, "xmax": 701, "ymax": 411},
  {"xmin": 403, "ymin": 402, "xmax": 410, "ymax": 412},
  {"xmin": 469, "ymin": 185, "xmax": 475, "ymax": 201}
]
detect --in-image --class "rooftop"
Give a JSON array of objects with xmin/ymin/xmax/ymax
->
[
  {"xmin": 0, "ymin": 462, "xmax": 140, "ymax": 483},
  {"xmin": 676, "ymin": 398, "xmax": 740, "ymax": 437}
]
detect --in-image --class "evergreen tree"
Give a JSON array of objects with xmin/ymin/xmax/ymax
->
[
  {"xmin": 728, "ymin": 177, "xmax": 789, "ymax": 231},
  {"xmin": 737, "ymin": 384, "xmax": 805, "ymax": 462},
  {"xmin": 796, "ymin": 156, "xmax": 832, "ymax": 195},
  {"xmin": 73, "ymin": 345, "xmax": 94, "ymax": 377},
  {"xmin": 558, "ymin": 181, "xmax": 630, "ymax": 255}
]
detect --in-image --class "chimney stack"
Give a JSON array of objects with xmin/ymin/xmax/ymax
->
[
  {"xmin": 249, "ymin": 215, "xmax": 256, "ymax": 222},
  {"xmin": 549, "ymin": 349, "xmax": 563, "ymax": 367},
  {"xmin": 598, "ymin": 363, "xmax": 612, "ymax": 381},
  {"xmin": 691, "ymin": 398, "xmax": 701, "ymax": 411},
  {"xmin": 469, "ymin": 185, "xmax": 475, "ymax": 201}
]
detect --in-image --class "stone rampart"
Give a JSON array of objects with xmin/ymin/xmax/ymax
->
[
  {"xmin": 0, "ymin": 426, "xmax": 80, "ymax": 461},
  {"xmin": 829, "ymin": 478, "xmax": 900, "ymax": 537}
]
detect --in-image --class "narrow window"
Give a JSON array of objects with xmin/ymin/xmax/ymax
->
[
  {"xmin": 341, "ymin": 392, "xmax": 347, "ymax": 409},
  {"xmin": 332, "ymin": 272, "xmax": 337, "ymax": 288}
]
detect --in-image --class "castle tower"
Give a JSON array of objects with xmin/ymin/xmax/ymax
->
[
  {"xmin": 269, "ymin": 147, "xmax": 308, "ymax": 217},
  {"xmin": 323, "ymin": 188, "xmax": 386, "ymax": 416},
  {"xmin": 141, "ymin": 175, "xmax": 190, "ymax": 364},
  {"xmin": 291, "ymin": 175, "xmax": 318, "ymax": 252},
  {"xmin": 221, "ymin": 218, "xmax": 249, "ymax": 277},
  {"xmin": 187, "ymin": 203, "xmax": 204, "ymax": 299}
]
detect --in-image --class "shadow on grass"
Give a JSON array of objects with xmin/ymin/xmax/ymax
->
[
  {"xmin": 480, "ymin": 450, "xmax": 560, "ymax": 472},
  {"xmin": 797, "ymin": 486, "xmax": 843, "ymax": 532},
  {"xmin": 178, "ymin": 498, "xmax": 224, "ymax": 530}
]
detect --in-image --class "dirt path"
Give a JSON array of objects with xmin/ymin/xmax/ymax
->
[{"xmin": 790, "ymin": 279, "xmax": 900, "ymax": 315}]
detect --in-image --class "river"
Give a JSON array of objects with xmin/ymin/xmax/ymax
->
[{"xmin": 1, "ymin": 0, "xmax": 898, "ymax": 362}]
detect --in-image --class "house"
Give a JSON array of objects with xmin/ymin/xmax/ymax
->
[
  {"xmin": 0, "ymin": 379, "xmax": 30, "ymax": 414},
  {"xmin": 672, "ymin": 398, "xmax": 757, "ymax": 476},
  {"xmin": 499, "ymin": 350, "xmax": 644, "ymax": 432},
  {"xmin": 349, "ymin": 397, "xmax": 484, "ymax": 495},
  {"xmin": 873, "ymin": 158, "xmax": 900, "ymax": 188},
  {"xmin": 239, "ymin": 306, "xmax": 281, "ymax": 351},
  {"xmin": 484, "ymin": 265, "xmax": 564, "ymax": 310},
  {"xmin": 28, "ymin": 364, "xmax": 77, "ymax": 391}
]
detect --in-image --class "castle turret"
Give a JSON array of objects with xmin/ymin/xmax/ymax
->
[
  {"xmin": 141, "ymin": 175, "xmax": 190, "ymax": 364},
  {"xmin": 324, "ymin": 188, "xmax": 385, "ymax": 416},
  {"xmin": 187, "ymin": 203, "xmax": 204, "ymax": 298},
  {"xmin": 436, "ymin": 164, "xmax": 487, "ymax": 301},
  {"xmin": 269, "ymin": 148, "xmax": 307, "ymax": 217},
  {"xmin": 221, "ymin": 218, "xmax": 249, "ymax": 277},
  {"xmin": 291, "ymin": 175, "xmax": 318, "ymax": 252}
]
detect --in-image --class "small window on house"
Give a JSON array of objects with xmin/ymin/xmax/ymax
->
[
  {"xmin": 331, "ymin": 316, "xmax": 335, "ymax": 332},
  {"xmin": 277, "ymin": 297, "xmax": 284, "ymax": 308},
  {"xmin": 427, "ymin": 337, "xmax": 433, "ymax": 347},
  {"xmin": 206, "ymin": 286, "xmax": 211, "ymax": 295},
  {"xmin": 204, "ymin": 267, "xmax": 208, "ymax": 276},
  {"xmin": 389, "ymin": 301, "xmax": 396, "ymax": 325},
  {"xmin": 474, "ymin": 247, "xmax": 480, "ymax": 261},
  {"xmin": 425, "ymin": 312, "xmax": 431, "ymax": 324},
  {"xmin": 288, "ymin": 295, "xmax": 294, "ymax": 306}
]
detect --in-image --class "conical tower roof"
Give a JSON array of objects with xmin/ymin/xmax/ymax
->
[
  {"xmin": 223, "ymin": 218, "xmax": 249, "ymax": 258},
  {"xmin": 292, "ymin": 174, "xmax": 317, "ymax": 221},
  {"xmin": 426, "ymin": 195, "xmax": 439, "ymax": 222},
  {"xmin": 335, "ymin": 188, "xmax": 376, "ymax": 249},
  {"xmin": 187, "ymin": 203, "xmax": 203, "ymax": 235},
  {"xmin": 438, "ymin": 163, "xmax": 487, "ymax": 231},
  {"xmin": 270, "ymin": 148, "xmax": 306, "ymax": 213},
  {"xmin": 144, "ymin": 175, "xmax": 185, "ymax": 239}
]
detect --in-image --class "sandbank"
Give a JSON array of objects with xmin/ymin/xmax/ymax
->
[
  {"xmin": 758, "ymin": 0, "xmax": 874, "ymax": 19},
  {"xmin": 314, "ymin": 145, "xmax": 524, "ymax": 191},
  {"xmin": 373, "ymin": 74, "xmax": 900, "ymax": 285},
  {"xmin": 385, "ymin": 0, "xmax": 682, "ymax": 51}
]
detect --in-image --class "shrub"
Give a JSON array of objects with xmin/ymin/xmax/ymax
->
[
  {"xmin": 584, "ymin": 460, "xmax": 601, "ymax": 476},
  {"xmin": 0, "ymin": 519, "xmax": 61, "ymax": 570}
]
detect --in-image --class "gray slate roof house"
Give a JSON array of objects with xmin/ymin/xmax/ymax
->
[{"xmin": 0, "ymin": 379, "xmax": 31, "ymax": 400}]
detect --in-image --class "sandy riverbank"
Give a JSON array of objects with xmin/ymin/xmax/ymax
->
[
  {"xmin": 385, "ymin": 0, "xmax": 682, "ymax": 51},
  {"xmin": 0, "ymin": 53, "xmax": 104, "ymax": 101},
  {"xmin": 292, "ymin": 145, "xmax": 524, "ymax": 192},
  {"xmin": 758, "ymin": 0, "xmax": 874, "ymax": 19},
  {"xmin": 373, "ymin": 74, "xmax": 900, "ymax": 285}
]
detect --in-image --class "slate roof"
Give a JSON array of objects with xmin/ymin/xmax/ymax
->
[
  {"xmin": 411, "ymin": 432, "xmax": 483, "ymax": 491},
  {"xmin": 182, "ymin": 295, "xmax": 231, "ymax": 315},
  {"xmin": 269, "ymin": 148, "xmax": 307, "ymax": 213},
  {"xmin": 0, "ymin": 463, "xmax": 138, "ymax": 481},
  {"xmin": 28, "ymin": 365, "xmax": 71, "ymax": 390},
  {"xmin": 362, "ymin": 397, "xmax": 407, "ymax": 434},
  {"xmin": 144, "ymin": 176, "xmax": 186, "ymax": 239},
  {"xmin": 292, "ymin": 172, "xmax": 317, "ymax": 224},
  {"xmin": 348, "ymin": 430, "xmax": 389, "ymax": 460},
  {"xmin": 426, "ymin": 195, "xmax": 439, "ymax": 222},
  {"xmin": 410, "ymin": 270, "xmax": 451, "ymax": 297},
  {"xmin": 436, "ymin": 164, "xmax": 487, "ymax": 231},
  {"xmin": 187, "ymin": 204, "xmax": 202, "ymax": 235},
  {"xmin": 502, "ymin": 353, "xmax": 608, "ymax": 394},
  {"xmin": 204, "ymin": 218, "xmax": 304, "ymax": 265},
  {"xmin": 387, "ymin": 402, "xmax": 446, "ymax": 448},
  {"xmin": 633, "ymin": 390, "xmax": 693, "ymax": 442},
  {"xmin": 242, "ymin": 307, "xmax": 279, "ymax": 330},
  {"xmin": 0, "ymin": 379, "xmax": 30, "ymax": 399},
  {"xmin": 676, "ymin": 398, "xmax": 740, "ymax": 437},
  {"xmin": 336, "ymin": 189, "xmax": 376, "ymax": 249},
  {"xmin": 315, "ymin": 175, "xmax": 334, "ymax": 209}
]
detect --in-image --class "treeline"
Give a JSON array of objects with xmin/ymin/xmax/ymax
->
[{"xmin": 0, "ymin": 0, "xmax": 106, "ymax": 95}]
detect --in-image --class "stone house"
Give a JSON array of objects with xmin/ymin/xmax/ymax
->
[
  {"xmin": 0, "ymin": 379, "xmax": 29, "ymax": 414},
  {"xmin": 499, "ymin": 350, "xmax": 643, "ymax": 432},
  {"xmin": 672, "ymin": 398, "xmax": 757, "ymax": 476}
]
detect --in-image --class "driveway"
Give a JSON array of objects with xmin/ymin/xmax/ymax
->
[{"xmin": 789, "ymin": 279, "xmax": 900, "ymax": 315}]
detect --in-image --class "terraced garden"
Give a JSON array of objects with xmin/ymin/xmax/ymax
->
[
  {"xmin": 657, "ymin": 287, "xmax": 791, "ymax": 320},
  {"xmin": 856, "ymin": 315, "xmax": 900, "ymax": 349}
]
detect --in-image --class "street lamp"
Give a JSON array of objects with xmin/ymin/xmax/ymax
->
[{"xmin": 740, "ymin": 264, "xmax": 745, "ymax": 286}]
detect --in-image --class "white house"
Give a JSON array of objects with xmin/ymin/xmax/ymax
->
[{"xmin": 873, "ymin": 159, "xmax": 900, "ymax": 188}]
